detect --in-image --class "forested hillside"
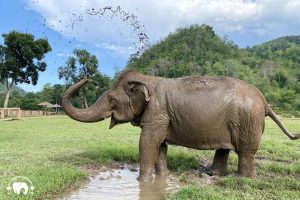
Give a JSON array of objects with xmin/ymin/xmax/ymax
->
[
  {"xmin": 251, "ymin": 35, "xmax": 300, "ymax": 61},
  {"xmin": 127, "ymin": 25, "xmax": 300, "ymax": 116}
]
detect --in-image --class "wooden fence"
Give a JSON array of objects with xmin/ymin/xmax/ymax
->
[{"xmin": 0, "ymin": 108, "xmax": 56, "ymax": 119}]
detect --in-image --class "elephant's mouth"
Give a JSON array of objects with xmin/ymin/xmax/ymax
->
[
  {"xmin": 109, "ymin": 114, "xmax": 128, "ymax": 129},
  {"xmin": 109, "ymin": 114, "xmax": 117, "ymax": 129}
]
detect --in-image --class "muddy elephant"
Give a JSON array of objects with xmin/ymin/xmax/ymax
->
[{"xmin": 62, "ymin": 71, "xmax": 299, "ymax": 181}]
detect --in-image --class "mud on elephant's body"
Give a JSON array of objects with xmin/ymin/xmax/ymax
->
[{"xmin": 62, "ymin": 71, "xmax": 299, "ymax": 180}]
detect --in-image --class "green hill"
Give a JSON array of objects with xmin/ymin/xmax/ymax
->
[
  {"xmin": 128, "ymin": 25, "xmax": 240, "ymax": 77},
  {"xmin": 127, "ymin": 25, "xmax": 300, "ymax": 116},
  {"xmin": 251, "ymin": 35, "xmax": 300, "ymax": 62}
]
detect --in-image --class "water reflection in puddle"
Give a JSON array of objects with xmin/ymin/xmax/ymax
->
[{"xmin": 62, "ymin": 164, "xmax": 180, "ymax": 200}]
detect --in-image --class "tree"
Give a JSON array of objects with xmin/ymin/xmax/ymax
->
[
  {"xmin": 39, "ymin": 83, "xmax": 55, "ymax": 103},
  {"xmin": 0, "ymin": 31, "xmax": 51, "ymax": 108},
  {"xmin": 20, "ymin": 92, "xmax": 41, "ymax": 110},
  {"xmin": 53, "ymin": 84, "xmax": 65, "ymax": 105},
  {"xmin": 285, "ymin": 46, "xmax": 300, "ymax": 63},
  {"xmin": 58, "ymin": 49, "xmax": 108, "ymax": 108},
  {"xmin": 37, "ymin": 83, "xmax": 65, "ymax": 105}
]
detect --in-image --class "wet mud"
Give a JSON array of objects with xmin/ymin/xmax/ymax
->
[{"xmin": 62, "ymin": 164, "xmax": 180, "ymax": 200}]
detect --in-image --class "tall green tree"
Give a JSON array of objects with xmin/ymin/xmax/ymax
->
[
  {"xmin": 58, "ymin": 49, "xmax": 109, "ymax": 108},
  {"xmin": 53, "ymin": 84, "xmax": 65, "ymax": 105},
  {"xmin": 39, "ymin": 83, "xmax": 55, "ymax": 103},
  {"xmin": 0, "ymin": 31, "xmax": 51, "ymax": 108},
  {"xmin": 37, "ymin": 83, "xmax": 65, "ymax": 105}
]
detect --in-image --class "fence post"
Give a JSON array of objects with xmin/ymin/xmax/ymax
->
[
  {"xmin": 17, "ymin": 108, "xmax": 21, "ymax": 119},
  {"xmin": 0, "ymin": 109, "xmax": 4, "ymax": 119}
]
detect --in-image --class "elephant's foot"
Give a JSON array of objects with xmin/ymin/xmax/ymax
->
[
  {"xmin": 237, "ymin": 169, "xmax": 256, "ymax": 178},
  {"xmin": 201, "ymin": 165, "xmax": 226, "ymax": 176},
  {"xmin": 207, "ymin": 149, "xmax": 230, "ymax": 176},
  {"xmin": 237, "ymin": 153, "xmax": 256, "ymax": 179},
  {"xmin": 137, "ymin": 174, "xmax": 153, "ymax": 182},
  {"xmin": 210, "ymin": 165, "xmax": 227, "ymax": 176},
  {"xmin": 155, "ymin": 168, "xmax": 169, "ymax": 176}
]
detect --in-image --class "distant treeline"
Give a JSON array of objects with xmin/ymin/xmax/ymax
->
[{"xmin": 0, "ymin": 79, "xmax": 111, "ymax": 111}]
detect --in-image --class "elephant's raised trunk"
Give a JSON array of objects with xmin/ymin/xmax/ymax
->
[{"xmin": 62, "ymin": 77, "xmax": 111, "ymax": 122}]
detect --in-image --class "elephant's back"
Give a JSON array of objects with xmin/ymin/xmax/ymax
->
[{"xmin": 175, "ymin": 75, "xmax": 268, "ymax": 113}]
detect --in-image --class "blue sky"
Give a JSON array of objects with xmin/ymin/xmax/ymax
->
[{"xmin": 1, "ymin": 0, "xmax": 300, "ymax": 92}]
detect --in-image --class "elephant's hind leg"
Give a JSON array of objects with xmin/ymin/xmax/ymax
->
[
  {"xmin": 237, "ymin": 152, "xmax": 257, "ymax": 178},
  {"xmin": 210, "ymin": 149, "xmax": 230, "ymax": 176},
  {"xmin": 236, "ymin": 108, "xmax": 264, "ymax": 178}
]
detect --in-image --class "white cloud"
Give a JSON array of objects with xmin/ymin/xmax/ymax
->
[
  {"xmin": 26, "ymin": 0, "xmax": 300, "ymax": 52},
  {"xmin": 56, "ymin": 52, "xmax": 65, "ymax": 57},
  {"xmin": 56, "ymin": 52, "xmax": 72, "ymax": 57},
  {"xmin": 95, "ymin": 43, "xmax": 134, "ymax": 58}
]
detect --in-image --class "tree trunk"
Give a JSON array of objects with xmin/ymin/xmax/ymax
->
[
  {"xmin": 83, "ymin": 96, "xmax": 88, "ymax": 109},
  {"xmin": 4, "ymin": 80, "xmax": 14, "ymax": 108}
]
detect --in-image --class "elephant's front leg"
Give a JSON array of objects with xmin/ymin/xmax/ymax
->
[
  {"xmin": 155, "ymin": 142, "xmax": 169, "ymax": 176},
  {"xmin": 138, "ymin": 128, "xmax": 167, "ymax": 182}
]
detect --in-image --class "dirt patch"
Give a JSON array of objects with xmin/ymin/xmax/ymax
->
[
  {"xmin": 0, "ymin": 118, "xmax": 23, "ymax": 121},
  {"xmin": 176, "ymin": 162, "xmax": 221, "ymax": 186},
  {"xmin": 177, "ymin": 170, "xmax": 220, "ymax": 186}
]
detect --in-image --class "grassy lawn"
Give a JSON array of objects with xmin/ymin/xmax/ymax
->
[{"xmin": 0, "ymin": 116, "xmax": 299, "ymax": 199}]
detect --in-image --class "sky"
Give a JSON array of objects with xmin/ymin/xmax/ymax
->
[{"xmin": 1, "ymin": 0, "xmax": 300, "ymax": 92}]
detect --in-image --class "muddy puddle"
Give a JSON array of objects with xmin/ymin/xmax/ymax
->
[{"xmin": 61, "ymin": 164, "xmax": 180, "ymax": 200}]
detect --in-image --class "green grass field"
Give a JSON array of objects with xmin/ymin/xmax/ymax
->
[{"xmin": 0, "ymin": 116, "xmax": 299, "ymax": 200}]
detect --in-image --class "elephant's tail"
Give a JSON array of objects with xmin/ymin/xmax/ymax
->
[{"xmin": 267, "ymin": 108, "xmax": 300, "ymax": 140}]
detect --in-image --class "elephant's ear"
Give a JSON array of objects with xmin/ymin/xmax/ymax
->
[{"xmin": 127, "ymin": 80, "xmax": 150, "ymax": 115}]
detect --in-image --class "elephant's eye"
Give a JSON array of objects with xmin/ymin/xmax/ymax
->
[
  {"xmin": 109, "ymin": 98, "xmax": 117, "ymax": 104},
  {"xmin": 130, "ymin": 87, "xmax": 137, "ymax": 93}
]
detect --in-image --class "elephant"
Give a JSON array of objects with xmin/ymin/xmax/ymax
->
[
  {"xmin": 13, "ymin": 182, "xmax": 29, "ymax": 195},
  {"xmin": 62, "ymin": 71, "xmax": 299, "ymax": 181}
]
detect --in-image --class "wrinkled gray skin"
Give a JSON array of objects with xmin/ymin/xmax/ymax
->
[{"xmin": 62, "ymin": 71, "xmax": 299, "ymax": 181}]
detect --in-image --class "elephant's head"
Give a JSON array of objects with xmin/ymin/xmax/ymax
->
[{"xmin": 62, "ymin": 71, "xmax": 151, "ymax": 128}]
